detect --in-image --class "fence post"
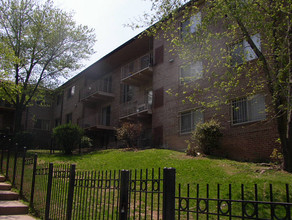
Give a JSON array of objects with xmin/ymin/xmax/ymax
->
[
  {"xmin": 30, "ymin": 153, "xmax": 38, "ymax": 208},
  {"xmin": 20, "ymin": 147, "xmax": 27, "ymax": 196},
  {"xmin": 66, "ymin": 164, "xmax": 76, "ymax": 220},
  {"xmin": 5, "ymin": 148, "xmax": 10, "ymax": 179},
  {"xmin": 119, "ymin": 170, "xmax": 130, "ymax": 220},
  {"xmin": 45, "ymin": 163, "xmax": 54, "ymax": 220},
  {"xmin": 163, "ymin": 167, "xmax": 176, "ymax": 220},
  {"xmin": 0, "ymin": 148, "xmax": 4, "ymax": 173},
  {"xmin": 12, "ymin": 147, "xmax": 18, "ymax": 187}
]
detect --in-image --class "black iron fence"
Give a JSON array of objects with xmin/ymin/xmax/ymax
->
[{"xmin": 0, "ymin": 147, "xmax": 291, "ymax": 220}]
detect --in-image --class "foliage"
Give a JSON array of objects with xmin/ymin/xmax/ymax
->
[
  {"xmin": 0, "ymin": 0, "xmax": 96, "ymax": 132},
  {"xmin": 136, "ymin": 0, "xmax": 292, "ymax": 172},
  {"xmin": 116, "ymin": 122, "xmax": 142, "ymax": 148},
  {"xmin": 270, "ymin": 148, "xmax": 284, "ymax": 166},
  {"xmin": 188, "ymin": 119, "xmax": 223, "ymax": 155},
  {"xmin": 14, "ymin": 131, "xmax": 33, "ymax": 148},
  {"xmin": 53, "ymin": 123, "xmax": 84, "ymax": 155},
  {"xmin": 80, "ymin": 136, "xmax": 93, "ymax": 149},
  {"xmin": 185, "ymin": 141, "xmax": 199, "ymax": 157}
]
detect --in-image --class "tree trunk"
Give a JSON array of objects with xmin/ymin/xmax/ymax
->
[
  {"xmin": 285, "ymin": 111, "xmax": 292, "ymax": 172},
  {"xmin": 277, "ymin": 111, "xmax": 292, "ymax": 172},
  {"xmin": 13, "ymin": 105, "xmax": 24, "ymax": 134}
]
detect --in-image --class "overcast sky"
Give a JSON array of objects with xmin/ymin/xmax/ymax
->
[{"xmin": 54, "ymin": 0, "xmax": 153, "ymax": 75}]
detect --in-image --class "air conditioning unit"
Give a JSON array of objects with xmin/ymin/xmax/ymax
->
[{"xmin": 137, "ymin": 104, "xmax": 146, "ymax": 112}]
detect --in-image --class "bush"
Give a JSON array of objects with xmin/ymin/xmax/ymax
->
[
  {"xmin": 14, "ymin": 131, "xmax": 33, "ymax": 148},
  {"xmin": 53, "ymin": 123, "xmax": 84, "ymax": 155},
  {"xmin": 188, "ymin": 119, "xmax": 223, "ymax": 155},
  {"xmin": 116, "ymin": 122, "xmax": 142, "ymax": 148},
  {"xmin": 80, "ymin": 136, "xmax": 93, "ymax": 149},
  {"xmin": 186, "ymin": 141, "xmax": 199, "ymax": 157}
]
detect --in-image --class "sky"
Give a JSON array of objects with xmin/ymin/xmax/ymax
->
[{"xmin": 53, "ymin": 0, "xmax": 153, "ymax": 75}]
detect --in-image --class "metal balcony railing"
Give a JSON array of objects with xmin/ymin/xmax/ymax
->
[
  {"xmin": 79, "ymin": 114, "xmax": 113, "ymax": 130},
  {"xmin": 121, "ymin": 53, "xmax": 153, "ymax": 86},
  {"xmin": 80, "ymin": 79, "xmax": 114, "ymax": 102},
  {"xmin": 120, "ymin": 101, "xmax": 152, "ymax": 119}
]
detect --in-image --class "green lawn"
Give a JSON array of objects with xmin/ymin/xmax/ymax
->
[
  {"xmin": 30, "ymin": 148, "xmax": 292, "ymax": 186},
  {"xmin": 27, "ymin": 148, "xmax": 292, "ymax": 218}
]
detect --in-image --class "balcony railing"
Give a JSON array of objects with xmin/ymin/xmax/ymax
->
[
  {"xmin": 79, "ymin": 114, "xmax": 114, "ymax": 130},
  {"xmin": 121, "ymin": 53, "xmax": 153, "ymax": 86},
  {"xmin": 80, "ymin": 79, "xmax": 114, "ymax": 102},
  {"xmin": 120, "ymin": 101, "xmax": 152, "ymax": 119}
]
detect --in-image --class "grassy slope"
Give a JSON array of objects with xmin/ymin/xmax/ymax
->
[{"xmin": 32, "ymin": 148, "xmax": 292, "ymax": 186}]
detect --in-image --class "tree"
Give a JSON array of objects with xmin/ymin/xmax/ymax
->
[
  {"xmin": 138, "ymin": 0, "xmax": 292, "ymax": 171},
  {"xmin": 0, "ymin": 0, "xmax": 96, "ymax": 132}
]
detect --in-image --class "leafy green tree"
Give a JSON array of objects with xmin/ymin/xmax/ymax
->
[
  {"xmin": 0, "ymin": 0, "xmax": 96, "ymax": 132},
  {"xmin": 53, "ymin": 123, "xmax": 84, "ymax": 155},
  {"xmin": 137, "ymin": 0, "xmax": 292, "ymax": 171}
]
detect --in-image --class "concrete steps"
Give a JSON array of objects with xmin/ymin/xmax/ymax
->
[
  {"xmin": 0, "ymin": 201, "xmax": 29, "ymax": 215},
  {"xmin": 0, "ymin": 175, "xmax": 35, "ymax": 219}
]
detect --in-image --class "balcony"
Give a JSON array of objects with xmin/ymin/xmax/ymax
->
[
  {"xmin": 121, "ymin": 53, "xmax": 153, "ymax": 86},
  {"xmin": 120, "ymin": 101, "xmax": 152, "ymax": 119},
  {"xmin": 80, "ymin": 79, "xmax": 115, "ymax": 103},
  {"xmin": 79, "ymin": 114, "xmax": 115, "ymax": 131}
]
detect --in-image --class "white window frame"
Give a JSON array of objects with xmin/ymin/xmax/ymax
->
[
  {"xmin": 181, "ymin": 12, "xmax": 201, "ymax": 37},
  {"xmin": 180, "ymin": 61, "xmax": 203, "ymax": 84},
  {"xmin": 180, "ymin": 109, "xmax": 204, "ymax": 134},
  {"xmin": 231, "ymin": 94, "xmax": 266, "ymax": 125},
  {"xmin": 231, "ymin": 34, "xmax": 261, "ymax": 65}
]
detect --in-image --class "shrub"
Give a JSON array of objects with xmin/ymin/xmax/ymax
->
[
  {"xmin": 270, "ymin": 148, "xmax": 283, "ymax": 166},
  {"xmin": 53, "ymin": 123, "xmax": 84, "ymax": 155},
  {"xmin": 116, "ymin": 122, "xmax": 142, "ymax": 148},
  {"xmin": 80, "ymin": 136, "xmax": 93, "ymax": 149},
  {"xmin": 185, "ymin": 141, "xmax": 199, "ymax": 157},
  {"xmin": 188, "ymin": 119, "xmax": 223, "ymax": 155}
]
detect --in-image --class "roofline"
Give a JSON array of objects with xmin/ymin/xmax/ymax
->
[
  {"xmin": 59, "ymin": 28, "xmax": 150, "ymax": 88},
  {"xmin": 59, "ymin": 0, "xmax": 200, "ymax": 88}
]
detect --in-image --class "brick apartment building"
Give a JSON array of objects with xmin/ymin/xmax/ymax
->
[{"xmin": 0, "ymin": 1, "xmax": 279, "ymax": 161}]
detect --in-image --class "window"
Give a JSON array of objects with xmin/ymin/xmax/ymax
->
[
  {"xmin": 55, "ymin": 118, "xmax": 61, "ymax": 127},
  {"xmin": 232, "ymin": 94, "xmax": 266, "ymax": 124},
  {"xmin": 180, "ymin": 109, "xmax": 203, "ymax": 134},
  {"xmin": 67, "ymin": 85, "xmax": 75, "ymax": 99},
  {"xmin": 56, "ymin": 94, "xmax": 62, "ymax": 105},
  {"xmin": 180, "ymin": 61, "xmax": 203, "ymax": 84},
  {"xmin": 101, "ymin": 75, "xmax": 112, "ymax": 93},
  {"xmin": 121, "ymin": 84, "xmax": 133, "ymax": 103},
  {"xmin": 145, "ymin": 90, "xmax": 153, "ymax": 106},
  {"xmin": 181, "ymin": 12, "xmax": 201, "ymax": 37},
  {"xmin": 121, "ymin": 62, "xmax": 134, "ymax": 77},
  {"xmin": 34, "ymin": 119, "xmax": 50, "ymax": 130},
  {"xmin": 231, "ymin": 34, "xmax": 261, "ymax": 65},
  {"xmin": 140, "ymin": 54, "xmax": 152, "ymax": 69},
  {"xmin": 66, "ymin": 113, "xmax": 72, "ymax": 124},
  {"xmin": 101, "ymin": 106, "xmax": 111, "ymax": 126}
]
